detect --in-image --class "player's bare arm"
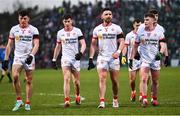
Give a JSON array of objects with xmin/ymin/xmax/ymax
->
[
  {"xmin": 53, "ymin": 43, "xmax": 61, "ymax": 60},
  {"xmin": 31, "ymin": 38, "xmax": 39, "ymax": 56},
  {"xmin": 4, "ymin": 39, "xmax": 13, "ymax": 60},
  {"xmin": 79, "ymin": 39, "xmax": 86, "ymax": 54},
  {"xmin": 89, "ymin": 37, "xmax": 97, "ymax": 59}
]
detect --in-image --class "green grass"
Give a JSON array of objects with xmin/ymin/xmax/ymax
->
[{"xmin": 0, "ymin": 67, "xmax": 180, "ymax": 115}]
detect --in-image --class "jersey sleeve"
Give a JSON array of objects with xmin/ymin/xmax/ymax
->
[
  {"xmin": 159, "ymin": 32, "xmax": 165, "ymax": 41},
  {"xmin": 93, "ymin": 28, "xmax": 98, "ymax": 38},
  {"xmin": 116, "ymin": 25, "xmax": 123, "ymax": 34},
  {"xmin": 56, "ymin": 31, "xmax": 61, "ymax": 43},
  {"xmin": 9, "ymin": 27, "xmax": 15, "ymax": 39},
  {"xmin": 33, "ymin": 27, "xmax": 39, "ymax": 39},
  {"xmin": 125, "ymin": 34, "xmax": 130, "ymax": 45}
]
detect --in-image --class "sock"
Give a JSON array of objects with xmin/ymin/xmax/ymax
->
[
  {"xmin": 65, "ymin": 97, "xmax": 70, "ymax": 102},
  {"xmin": 100, "ymin": 98, "xmax": 105, "ymax": 102},
  {"xmin": 152, "ymin": 96, "xmax": 157, "ymax": 100},
  {"xmin": 113, "ymin": 96, "xmax": 118, "ymax": 100},
  {"xmin": 139, "ymin": 92, "xmax": 142, "ymax": 96},
  {"xmin": 142, "ymin": 95, "xmax": 147, "ymax": 100},
  {"xmin": 17, "ymin": 96, "xmax": 22, "ymax": 102},
  {"xmin": 26, "ymin": 101, "xmax": 31, "ymax": 105}
]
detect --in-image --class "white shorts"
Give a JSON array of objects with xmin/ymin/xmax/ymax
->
[
  {"xmin": 61, "ymin": 59, "xmax": 80, "ymax": 71},
  {"xmin": 141, "ymin": 61, "xmax": 161, "ymax": 70},
  {"xmin": 97, "ymin": 56, "xmax": 120, "ymax": 70},
  {"xmin": 128, "ymin": 59, "xmax": 141, "ymax": 71},
  {"xmin": 13, "ymin": 56, "xmax": 35, "ymax": 70}
]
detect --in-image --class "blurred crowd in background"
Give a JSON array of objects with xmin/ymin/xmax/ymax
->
[{"xmin": 0, "ymin": 0, "xmax": 179, "ymax": 68}]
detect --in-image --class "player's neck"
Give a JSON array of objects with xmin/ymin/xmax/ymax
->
[
  {"xmin": 145, "ymin": 25, "xmax": 155, "ymax": 31},
  {"xmin": 64, "ymin": 26, "xmax": 73, "ymax": 31},
  {"xmin": 19, "ymin": 24, "xmax": 29, "ymax": 28},
  {"xmin": 102, "ymin": 22, "xmax": 112, "ymax": 27}
]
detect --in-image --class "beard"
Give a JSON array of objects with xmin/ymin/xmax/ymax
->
[{"xmin": 104, "ymin": 18, "xmax": 112, "ymax": 23}]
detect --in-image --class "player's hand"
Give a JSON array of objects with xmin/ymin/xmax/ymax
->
[
  {"xmin": 155, "ymin": 52, "xmax": 163, "ymax": 61},
  {"xmin": 2, "ymin": 60, "xmax": 9, "ymax": 71},
  {"xmin": 75, "ymin": 52, "xmax": 83, "ymax": 60},
  {"xmin": 128, "ymin": 59, "xmax": 133, "ymax": 69},
  {"xmin": 25, "ymin": 54, "xmax": 33, "ymax": 65},
  {"xmin": 88, "ymin": 58, "xmax": 95, "ymax": 70},
  {"xmin": 52, "ymin": 60, "xmax": 58, "ymax": 70},
  {"xmin": 134, "ymin": 52, "xmax": 140, "ymax": 60},
  {"xmin": 121, "ymin": 56, "xmax": 126, "ymax": 65},
  {"xmin": 164, "ymin": 56, "xmax": 169, "ymax": 67}
]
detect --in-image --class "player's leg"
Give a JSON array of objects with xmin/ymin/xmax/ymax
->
[
  {"xmin": 110, "ymin": 69, "xmax": 119, "ymax": 108},
  {"xmin": 0, "ymin": 69, "xmax": 5, "ymax": 82},
  {"xmin": 72, "ymin": 70, "xmax": 81, "ymax": 105},
  {"xmin": 129, "ymin": 70, "xmax": 137, "ymax": 101},
  {"xmin": 97, "ymin": 68, "xmax": 108, "ymax": 108},
  {"xmin": 24, "ymin": 70, "xmax": 33, "ymax": 110},
  {"xmin": 12, "ymin": 64, "xmax": 24, "ymax": 111},
  {"xmin": 150, "ymin": 69, "xmax": 160, "ymax": 106},
  {"xmin": 62, "ymin": 66, "xmax": 71, "ymax": 108},
  {"xmin": 140, "ymin": 64, "xmax": 150, "ymax": 107}
]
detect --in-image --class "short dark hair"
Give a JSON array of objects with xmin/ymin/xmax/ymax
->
[
  {"xmin": 18, "ymin": 10, "xmax": 30, "ymax": 17},
  {"xmin": 132, "ymin": 18, "xmax": 141, "ymax": 24},
  {"xmin": 62, "ymin": 14, "xmax": 72, "ymax": 20},
  {"xmin": 148, "ymin": 9, "xmax": 158, "ymax": 15},
  {"xmin": 144, "ymin": 13, "xmax": 155, "ymax": 19},
  {"xmin": 101, "ymin": 8, "xmax": 112, "ymax": 13}
]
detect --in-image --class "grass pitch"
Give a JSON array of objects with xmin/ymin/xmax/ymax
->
[{"xmin": 0, "ymin": 67, "xmax": 180, "ymax": 115}]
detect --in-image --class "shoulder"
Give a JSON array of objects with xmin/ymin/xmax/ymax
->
[
  {"xmin": 73, "ymin": 27, "xmax": 82, "ymax": 32},
  {"xmin": 10, "ymin": 25, "xmax": 19, "ymax": 31},
  {"xmin": 156, "ymin": 24, "xmax": 165, "ymax": 33}
]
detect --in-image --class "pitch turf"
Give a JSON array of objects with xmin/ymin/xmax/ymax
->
[{"xmin": 0, "ymin": 67, "xmax": 180, "ymax": 115}]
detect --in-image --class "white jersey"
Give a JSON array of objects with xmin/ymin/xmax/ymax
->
[
  {"xmin": 9, "ymin": 24, "xmax": 39, "ymax": 57},
  {"xmin": 137, "ymin": 23, "xmax": 165, "ymax": 34},
  {"xmin": 93, "ymin": 23, "xmax": 123, "ymax": 58},
  {"xmin": 57, "ymin": 27, "xmax": 83, "ymax": 60},
  {"xmin": 125, "ymin": 31, "xmax": 137, "ymax": 59},
  {"xmin": 136, "ymin": 27, "xmax": 165, "ymax": 63}
]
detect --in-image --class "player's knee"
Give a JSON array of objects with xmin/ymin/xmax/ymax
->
[
  {"xmin": 26, "ymin": 79, "xmax": 32, "ymax": 85},
  {"xmin": 142, "ymin": 77, "xmax": 148, "ymax": 83},
  {"xmin": 13, "ymin": 75, "xmax": 19, "ymax": 81}
]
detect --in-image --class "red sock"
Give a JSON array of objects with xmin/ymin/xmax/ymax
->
[
  {"xmin": 17, "ymin": 96, "xmax": 22, "ymax": 100},
  {"xmin": 100, "ymin": 98, "xmax": 105, "ymax": 102},
  {"xmin": 152, "ymin": 96, "xmax": 157, "ymax": 100},
  {"xmin": 142, "ymin": 95, "xmax": 147, "ymax": 99},
  {"xmin": 113, "ymin": 96, "xmax": 118, "ymax": 100},
  {"xmin": 65, "ymin": 97, "xmax": 70, "ymax": 102},
  {"xmin": 26, "ymin": 101, "xmax": 31, "ymax": 104},
  {"xmin": 139, "ymin": 92, "xmax": 142, "ymax": 96}
]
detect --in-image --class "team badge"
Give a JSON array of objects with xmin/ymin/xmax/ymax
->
[
  {"xmin": 98, "ymin": 31, "xmax": 103, "ymax": 40},
  {"xmin": 131, "ymin": 37, "xmax": 135, "ymax": 45},
  {"xmin": 15, "ymin": 36, "xmax": 20, "ymax": 41},
  {"xmin": 61, "ymin": 35, "xmax": 66, "ymax": 43}
]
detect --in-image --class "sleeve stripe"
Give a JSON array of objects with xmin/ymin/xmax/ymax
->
[
  {"xmin": 117, "ymin": 33, "xmax": 124, "ymax": 39},
  {"xmin": 9, "ymin": 37, "xmax": 14, "ymax": 40},
  {"xmin": 78, "ymin": 36, "xmax": 84, "ymax": 40},
  {"xmin": 92, "ymin": 37, "xmax": 98, "ymax": 40},
  {"xmin": 33, "ymin": 34, "xmax": 39, "ymax": 39},
  {"xmin": 135, "ymin": 41, "xmax": 140, "ymax": 44},
  {"xmin": 56, "ymin": 41, "xmax": 61, "ymax": 44},
  {"xmin": 159, "ymin": 38, "xmax": 166, "ymax": 42}
]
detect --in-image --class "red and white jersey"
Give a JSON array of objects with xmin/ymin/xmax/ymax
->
[
  {"xmin": 125, "ymin": 31, "xmax": 137, "ymax": 59},
  {"xmin": 9, "ymin": 24, "xmax": 39, "ymax": 57},
  {"xmin": 57, "ymin": 27, "xmax": 83, "ymax": 60},
  {"xmin": 137, "ymin": 23, "xmax": 165, "ymax": 34},
  {"xmin": 136, "ymin": 27, "xmax": 165, "ymax": 63},
  {"xmin": 93, "ymin": 23, "xmax": 123, "ymax": 58}
]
